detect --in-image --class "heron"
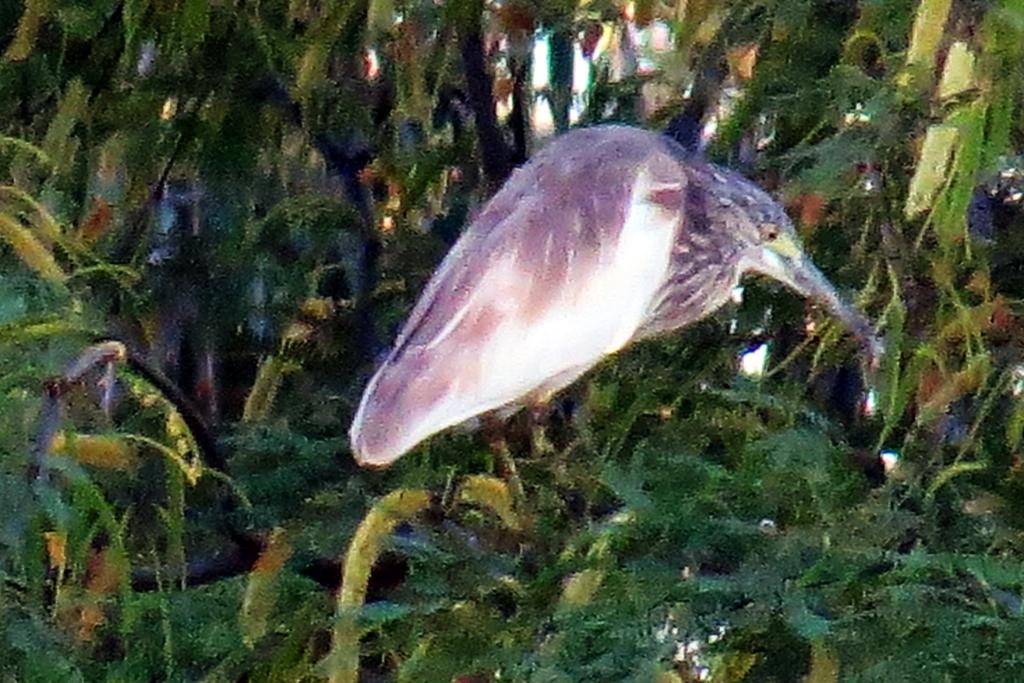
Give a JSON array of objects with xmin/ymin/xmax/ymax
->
[{"xmin": 350, "ymin": 125, "xmax": 880, "ymax": 467}]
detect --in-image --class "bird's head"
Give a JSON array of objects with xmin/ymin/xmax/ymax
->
[{"xmin": 693, "ymin": 164, "xmax": 883, "ymax": 361}]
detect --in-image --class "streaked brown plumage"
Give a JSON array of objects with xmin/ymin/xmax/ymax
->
[{"xmin": 350, "ymin": 125, "xmax": 879, "ymax": 467}]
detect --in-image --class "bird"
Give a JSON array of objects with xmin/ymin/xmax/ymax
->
[{"xmin": 349, "ymin": 125, "xmax": 880, "ymax": 467}]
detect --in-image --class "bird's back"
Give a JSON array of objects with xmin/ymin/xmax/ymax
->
[{"xmin": 350, "ymin": 126, "xmax": 692, "ymax": 466}]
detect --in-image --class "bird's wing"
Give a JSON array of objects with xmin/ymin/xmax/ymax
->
[{"xmin": 351, "ymin": 127, "xmax": 690, "ymax": 465}]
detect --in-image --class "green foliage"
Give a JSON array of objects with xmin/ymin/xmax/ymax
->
[{"xmin": 3, "ymin": 0, "xmax": 1024, "ymax": 681}]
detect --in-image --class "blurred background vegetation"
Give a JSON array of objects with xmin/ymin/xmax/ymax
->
[{"xmin": 2, "ymin": 0, "xmax": 1024, "ymax": 680}]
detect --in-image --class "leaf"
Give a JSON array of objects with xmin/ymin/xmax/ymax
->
[
  {"xmin": 898, "ymin": 551, "xmax": 1024, "ymax": 588},
  {"xmin": 180, "ymin": 0, "xmax": 210, "ymax": 48},
  {"xmin": 3, "ymin": 0, "xmax": 50, "ymax": 62},
  {"xmin": 901, "ymin": 0, "xmax": 953, "ymax": 86},
  {"xmin": 123, "ymin": 0, "xmax": 150, "ymax": 47},
  {"xmin": 877, "ymin": 272, "xmax": 907, "ymax": 436},
  {"xmin": 981, "ymin": 90, "xmax": 1014, "ymax": 171},
  {"xmin": 0, "ymin": 214, "xmax": 67, "ymax": 286},
  {"xmin": 930, "ymin": 101, "xmax": 988, "ymax": 251},
  {"xmin": 241, "ymin": 528, "xmax": 293, "ymax": 647},
  {"xmin": 807, "ymin": 642, "xmax": 840, "ymax": 683},
  {"xmin": 165, "ymin": 409, "xmax": 199, "ymax": 471},
  {"xmin": 327, "ymin": 489, "xmax": 431, "ymax": 683},
  {"xmin": 368, "ymin": 0, "xmax": 394, "ymax": 36},
  {"xmin": 559, "ymin": 569, "xmax": 605, "ymax": 608},
  {"xmin": 42, "ymin": 79, "xmax": 90, "ymax": 173},
  {"xmin": 43, "ymin": 530, "xmax": 67, "ymax": 572},
  {"xmin": 727, "ymin": 43, "xmax": 759, "ymax": 81},
  {"xmin": 85, "ymin": 546, "xmax": 127, "ymax": 596},
  {"xmin": 938, "ymin": 42, "xmax": 976, "ymax": 100},
  {"xmin": 842, "ymin": 30, "xmax": 883, "ymax": 70},
  {"xmin": 0, "ymin": 184, "xmax": 66, "ymax": 244},
  {"xmin": 904, "ymin": 124, "xmax": 958, "ymax": 219},
  {"xmin": 52, "ymin": 433, "xmax": 139, "ymax": 472},
  {"xmin": 73, "ymin": 603, "xmax": 106, "ymax": 644},
  {"xmin": 243, "ymin": 356, "xmax": 295, "ymax": 423},
  {"xmin": 601, "ymin": 460, "xmax": 653, "ymax": 512},
  {"xmin": 77, "ymin": 196, "xmax": 113, "ymax": 243},
  {"xmin": 713, "ymin": 651, "xmax": 758, "ymax": 682},
  {"xmin": 784, "ymin": 594, "xmax": 831, "ymax": 640},
  {"xmin": 915, "ymin": 353, "xmax": 990, "ymax": 423},
  {"xmin": 160, "ymin": 459, "xmax": 187, "ymax": 587},
  {"xmin": 357, "ymin": 601, "xmax": 412, "ymax": 628},
  {"xmin": 299, "ymin": 297, "xmax": 334, "ymax": 319},
  {"xmin": 458, "ymin": 475, "xmax": 520, "ymax": 530},
  {"xmin": 1007, "ymin": 397, "xmax": 1024, "ymax": 452},
  {"xmin": 655, "ymin": 671, "xmax": 684, "ymax": 683},
  {"xmin": 0, "ymin": 135, "xmax": 56, "ymax": 170},
  {"xmin": 927, "ymin": 461, "xmax": 986, "ymax": 499},
  {"xmin": 295, "ymin": 41, "xmax": 330, "ymax": 100}
]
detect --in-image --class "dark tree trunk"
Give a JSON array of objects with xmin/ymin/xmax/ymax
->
[
  {"xmin": 455, "ymin": 0, "xmax": 512, "ymax": 188},
  {"xmin": 549, "ymin": 26, "xmax": 574, "ymax": 133}
]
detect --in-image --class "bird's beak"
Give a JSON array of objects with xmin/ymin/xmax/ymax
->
[{"xmin": 756, "ymin": 239, "xmax": 884, "ymax": 363}]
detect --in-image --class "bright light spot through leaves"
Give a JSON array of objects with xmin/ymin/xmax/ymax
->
[
  {"xmin": 863, "ymin": 388, "xmax": 878, "ymax": 416},
  {"xmin": 880, "ymin": 450, "xmax": 900, "ymax": 474},
  {"xmin": 739, "ymin": 343, "xmax": 769, "ymax": 378}
]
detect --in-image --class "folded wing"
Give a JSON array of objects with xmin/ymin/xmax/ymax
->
[{"xmin": 350, "ymin": 127, "xmax": 689, "ymax": 466}]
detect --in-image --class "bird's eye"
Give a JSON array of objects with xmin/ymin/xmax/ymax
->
[{"xmin": 762, "ymin": 223, "xmax": 779, "ymax": 242}]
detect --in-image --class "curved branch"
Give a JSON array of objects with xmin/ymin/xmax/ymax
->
[{"xmin": 119, "ymin": 343, "xmax": 227, "ymax": 472}]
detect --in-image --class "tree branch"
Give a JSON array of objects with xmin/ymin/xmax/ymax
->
[{"xmin": 455, "ymin": 0, "xmax": 511, "ymax": 188}]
